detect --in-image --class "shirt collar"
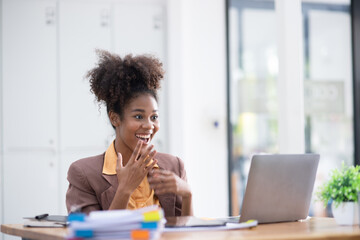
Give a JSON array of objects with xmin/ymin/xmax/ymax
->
[{"xmin": 103, "ymin": 141, "xmax": 118, "ymax": 175}]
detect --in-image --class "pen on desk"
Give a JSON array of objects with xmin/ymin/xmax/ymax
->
[{"xmin": 35, "ymin": 213, "xmax": 49, "ymax": 220}]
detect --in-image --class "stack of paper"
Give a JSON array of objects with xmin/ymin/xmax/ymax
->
[{"xmin": 67, "ymin": 205, "xmax": 164, "ymax": 240}]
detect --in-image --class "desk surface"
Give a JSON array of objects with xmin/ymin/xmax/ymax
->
[{"xmin": 1, "ymin": 217, "xmax": 360, "ymax": 240}]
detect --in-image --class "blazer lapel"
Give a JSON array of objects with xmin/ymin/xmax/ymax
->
[{"xmin": 100, "ymin": 174, "xmax": 118, "ymax": 210}]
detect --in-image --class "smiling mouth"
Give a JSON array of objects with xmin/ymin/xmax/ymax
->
[{"xmin": 136, "ymin": 134, "xmax": 151, "ymax": 144}]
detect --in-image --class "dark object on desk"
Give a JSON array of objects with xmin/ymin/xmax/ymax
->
[
  {"xmin": 165, "ymin": 216, "xmax": 226, "ymax": 228},
  {"xmin": 24, "ymin": 214, "xmax": 68, "ymax": 223},
  {"xmin": 34, "ymin": 213, "xmax": 48, "ymax": 220},
  {"xmin": 23, "ymin": 214, "xmax": 68, "ymax": 228}
]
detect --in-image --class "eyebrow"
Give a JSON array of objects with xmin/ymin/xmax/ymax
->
[{"xmin": 131, "ymin": 109, "xmax": 158, "ymax": 113}]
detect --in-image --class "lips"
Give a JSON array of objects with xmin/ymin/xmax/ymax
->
[{"xmin": 135, "ymin": 134, "xmax": 151, "ymax": 144}]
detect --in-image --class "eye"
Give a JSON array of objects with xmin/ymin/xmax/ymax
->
[
  {"xmin": 134, "ymin": 115, "xmax": 143, "ymax": 120},
  {"xmin": 151, "ymin": 115, "xmax": 159, "ymax": 121}
]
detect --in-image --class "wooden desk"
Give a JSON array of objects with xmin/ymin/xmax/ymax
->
[{"xmin": 1, "ymin": 217, "xmax": 360, "ymax": 240}]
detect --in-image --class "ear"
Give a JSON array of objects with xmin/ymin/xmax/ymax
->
[{"xmin": 109, "ymin": 111, "xmax": 121, "ymax": 127}]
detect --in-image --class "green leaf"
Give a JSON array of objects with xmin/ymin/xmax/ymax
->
[{"xmin": 316, "ymin": 162, "xmax": 360, "ymax": 206}]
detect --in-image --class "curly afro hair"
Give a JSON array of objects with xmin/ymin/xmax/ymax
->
[{"xmin": 87, "ymin": 50, "xmax": 164, "ymax": 120}]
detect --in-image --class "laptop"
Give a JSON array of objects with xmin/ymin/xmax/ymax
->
[{"xmin": 239, "ymin": 154, "xmax": 320, "ymax": 224}]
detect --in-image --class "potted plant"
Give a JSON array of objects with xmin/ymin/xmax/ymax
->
[{"xmin": 317, "ymin": 163, "xmax": 360, "ymax": 225}]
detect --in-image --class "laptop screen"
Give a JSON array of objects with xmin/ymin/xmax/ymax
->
[{"xmin": 239, "ymin": 154, "xmax": 320, "ymax": 224}]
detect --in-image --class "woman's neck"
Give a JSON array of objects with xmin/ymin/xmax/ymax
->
[{"xmin": 114, "ymin": 138, "xmax": 132, "ymax": 166}]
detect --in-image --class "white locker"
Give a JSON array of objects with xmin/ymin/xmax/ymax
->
[
  {"xmin": 2, "ymin": 0, "xmax": 58, "ymax": 150},
  {"xmin": 2, "ymin": 0, "xmax": 59, "ymax": 232},
  {"xmin": 1, "ymin": 0, "xmax": 168, "ymax": 227},
  {"xmin": 58, "ymin": 1, "xmax": 115, "ymax": 213},
  {"xmin": 114, "ymin": 3, "xmax": 165, "ymax": 58},
  {"xmin": 59, "ymin": 1, "xmax": 114, "ymax": 150},
  {"xmin": 3, "ymin": 152, "xmax": 59, "ymax": 222},
  {"xmin": 114, "ymin": 3, "xmax": 168, "ymax": 152}
]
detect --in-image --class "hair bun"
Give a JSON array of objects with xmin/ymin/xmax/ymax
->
[{"xmin": 87, "ymin": 49, "xmax": 164, "ymax": 115}]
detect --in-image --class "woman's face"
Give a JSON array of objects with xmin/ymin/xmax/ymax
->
[{"xmin": 116, "ymin": 94, "xmax": 160, "ymax": 155}]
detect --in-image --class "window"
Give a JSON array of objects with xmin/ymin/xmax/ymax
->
[{"xmin": 227, "ymin": 0, "xmax": 354, "ymax": 216}]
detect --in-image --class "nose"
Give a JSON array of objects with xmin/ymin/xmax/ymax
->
[{"xmin": 142, "ymin": 118, "xmax": 154, "ymax": 129}]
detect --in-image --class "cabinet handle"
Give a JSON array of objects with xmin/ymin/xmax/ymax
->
[
  {"xmin": 100, "ymin": 9, "xmax": 110, "ymax": 27},
  {"xmin": 45, "ymin": 7, "xmax": 56, "ymax": 25},
  {"xmin": 153, "ymin": 14, "xmax": 162, "ymax": 30}
]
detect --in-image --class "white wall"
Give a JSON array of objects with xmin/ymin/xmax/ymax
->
[{"xmin": 167, "ymin": 0, "xmax": 228, "ymax": 217}]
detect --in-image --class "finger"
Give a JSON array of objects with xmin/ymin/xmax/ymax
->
[
  {"xmin": 144, "ymin": 150, "xmax": 157, "ymax": 167},
  {"xmin": 154, "ymin": 187, "xmax": 175, "ymax": 195},
  {"xmin": 149, "ymin": 181, "xmax": 163, "ymax": 190},
  {"xmin": 149, "ymin": 177, "xmax": 173, "ymax": 188},
  {"xmin": 152, "ymin": 169, "xmax": 172, "ymax": 176},
  {"xmin": 154, "ymin": 181, "xmax": 174, "ymax": 189},
  {"xmin": 159, "ymin": 170, "xmax": 173, "ymax": 176},
  {"xmin": 148, "ymin": 168, "xmax": 166, "ymax": 180},
  {"xmin": 139, "ymin": 143, "xmax": 154, "ymax": 158},
  {"xmin": 116, "ymin": 153, "xmax": 123, "ymax": 171},
  {"xmin": 150, "ymin": 181, "xmax": 173, "ymax": 191},
  {"xmin": 145, "ymin": 158, "xmax": 158, "ymax": 173},
  {"xmin": 129, "ymin": 140, "xmax": 143, "ymax": 163},
  {"xmin": 148, "ymin": 179, "xmax": 162, "ymax": 186},
  {"xmin": 150, "ymin": 169, "xmax": 161, "ymax": 177},
  {"xmin": 145, "ymin": 161, "xmax": 158, "ymax": 178},
  {"xmin": 149, "ymin": 174, "xmax": 173, "ymax": 187},
  {"xmin": 139, "ymin": 146, "xmax": 154, "ymax": 166}
]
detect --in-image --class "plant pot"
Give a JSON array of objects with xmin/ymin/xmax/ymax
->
[{"xmin": 331, "ymin": 201, "xmax": 359, "ymax": 225}]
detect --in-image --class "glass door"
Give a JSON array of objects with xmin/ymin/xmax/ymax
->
[
  {"xmin": 228, "ymin": 0, "xmax": 278, "ymax": 216},
  {"xmin": 302, "ymin": 1, "xmax": 353, "ymax": 216},
  {"xmin": 227, "ymin": 0, "xmax": 353, "ymax": 216}
]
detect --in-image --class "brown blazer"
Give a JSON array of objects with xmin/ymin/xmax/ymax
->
[{"xmin": 66, "ymin": 152, "xmax": 187, "ymax": 217}]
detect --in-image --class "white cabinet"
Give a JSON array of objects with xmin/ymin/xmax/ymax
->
[
  {"xmin": 58, "ymin": 1, "xmax": 115, "ymax": 214},
  {"xmin": 2, "ymin": 0, "xmax": 59, "ymax": 229},
  {"xmin": 2, "ymin": 0, "xmax": 58, "ymax": 151},
  {"xmin": 1, "ymin": 0, "xmax": 167, "ymax": 223},
  {"xmin": 114, "ymin": 3, "xmax": 165, "ymax": 58},
  {"xmin": 59, "ymin": 1, "xmax": 114, "ymax": 150},
  {"xmin": 3, "ymin": 152, "xmax": 59, "ymax": 222}
]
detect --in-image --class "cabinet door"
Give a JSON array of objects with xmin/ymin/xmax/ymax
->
[
  {"xmin": 2, "ymin": 0, "xmax": 59, "ymax": 231},
  {"xmin": 58, "ymin": 1, "xmax": 114, "ymax": 213},
  {"xmin": 59, "ymin": 1, "xmax": 114, "ymax": 151},
  {"xmin": 114, "ymin": 4, "xmax": 165, "ymax": 58},
  {"xmin": 3, "ymin": 152, "xmax": 59, "ymax": 223},
  {"xmin": 113, "ymin": 3, "xmax": 168, "ymax": 152},
  {"xmin": 2, "ymin": 0, "xmax": 57, "ymax": 151}
]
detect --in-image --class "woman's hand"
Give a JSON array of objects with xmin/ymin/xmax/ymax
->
[
  {"xmin": 109, "ymin": 140, "xmax": 157, "ymax": 210},
  {"xmin": 148, "ymin": 169, "xmax": 193, "ymax": 216},
  {"xmin": 148, "ymin": 169, "xmax": 191, "ymax": 197},
  {"xmin": 116, "ymin": 141, "xmax": 158, "ymax": 195}
]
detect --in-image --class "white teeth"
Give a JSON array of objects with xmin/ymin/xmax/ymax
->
[
  {"xmin": 136, "ymin": 134, "xmax": 151, "ymax": 139},
  {"xmin": 136, "ymin": 134, "xmax": 151, "ymax": 143}
]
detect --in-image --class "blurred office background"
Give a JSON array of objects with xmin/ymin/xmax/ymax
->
[{"xmin": 0, "ymin": 0, "xmax": 359, "ymax": 239}]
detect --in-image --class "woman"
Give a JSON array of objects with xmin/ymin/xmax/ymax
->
[{"xmin": 66, "ymin": 50, "xmax": 193, "ymax": 217}]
